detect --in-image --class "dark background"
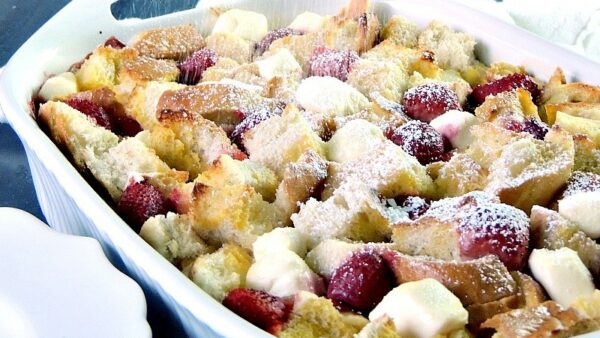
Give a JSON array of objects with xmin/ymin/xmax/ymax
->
[{"xmin": 0, "ymin": 1, "xmax": 200, "ymax": 337}]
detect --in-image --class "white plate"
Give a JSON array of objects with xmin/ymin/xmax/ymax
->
[
  {"xmin": 0, "ymin": 208, "xmax": 151, "ymax": 338},
  {"xmin": 0, "ymin": 1, "xmax": 599, "ymax": 337}
]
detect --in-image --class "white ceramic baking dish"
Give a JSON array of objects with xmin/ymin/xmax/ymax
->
[{"xmin": 1, "ymin": 0, "xmax": 599, "ymax": 337}]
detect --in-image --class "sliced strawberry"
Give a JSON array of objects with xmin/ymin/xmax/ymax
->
[
  {"xmin": 403, "ymin": 82, "xmax": 461, "ymax": 122},
  {"xmin": 65, "ymin": 98, "xmax": 113, "ymax": 130},
  {"xmin": 327, "ymin": 249, "xmax": 395, "ymax": 314},
  {"xmin": 469, "ymin": 73, "xmax": 541, "ymax": 107},
  {"xmin": 117, "ymin": 179, "xmax": 172, "ymax": 232},
  {"xmin": 222, "ymin": 288, "xmax": 293, "ymax": 334},
  {"xmin": 177, "ymin": 48, "xmax": 218, "ymax": 85},
  {"xmin": 309, "ymin": 47, "xmax": 359, "ymax": 82},
  {"xmin": 256, "ymin": 28, "xmax": 303, "ymax": 56}
]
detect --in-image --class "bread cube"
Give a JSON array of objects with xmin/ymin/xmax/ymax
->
[
  {"xmin": 327, "ymin": 119, "xmax": 386, "ymax": 163},
  {"xmin": 381, "ymin": 15, "xmax": 419, "ymax": 48},
  {"xmin": 188, "ymin": 183, "xmax": 280, "ymax": 249},
  {"xmin": 94, "ymin": 137, "xmax": 188, "ymax": 200},
  {"xmin": 205, "ymin": 32, "xmax": 254, "ymax": 64},
  {"xmin": 278, "ymin": 292, "xmax": 366, "ymax": 338},
  {"xmin": 292, "ymin": 180, "xmax": 392, "ymax": 246},
  {"xmin": 140, "ymin": 212, "xmax": 210, "ymax": 263},
  {"xmin": 131, "ymin": 24, "xmax": 205, "ymax": 60},
  {"xmin": 187, "ymin": 244, "xmax": 252, "ymax": 301},
  {"xmin": 323, "ymin": 140, "xmax": 435, "ymax": 199},
  {"xmin": 273, "ymin": 150, "xmax": 328, "ymax": 222},
  {"xmin": 135, "ymin": 128, "xmax": 204, "ymax": 179},
  {"xmin": 196, "ymin": 154, "xmax": 278, "ymax": 202},
  {"xmin": 244, "ymin": 105, "xmax": 325, "ymax": 177},
  {"xmin": 417, "ymin": 21, "xmax": 476, "ymax": 71},
  {"xmin": 38, "ymin": 101, "xmax": 119, "ymax": 171},
  {"xmin": 346, "ymin": 58, "xmax": 408, "ymax": 102}
]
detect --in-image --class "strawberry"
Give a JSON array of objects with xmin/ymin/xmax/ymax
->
[
  {"xmin": 403, "ymin": 82, "xmax": 461, "ymax": 122},
  {"xmin": 457, "ymin": 204, "xmax": 530, "ymax": 271},
  {"xmin": 117, "ymin": 179, "xmax": 172, "ymax": 232},
  {"xmin": 177, "ymin": 48, "xmax": 217, "ymax": 85},
  {"xmin": 222, "ymin": 288, "xmax": 293, "ymax": 334},
  {"xmin": 469, "ymin": 73, "xmax": 541, "ymax": 107},
  {"xmin": 327, "ymin": 249, "xmax": 395, "ymax": 314},
  {"xmin": 65, "ymin": 98, "xmax": 113, "ymax": 130},
  {"xmin": 388, "ymin": 120, "xmax": 445, "ymax": 165},
  {"xmin": 256, "ymin": 28, "xmax": 303, "ymax": 56},
  {"xmin": 522, "ymin": 118, "xmax": 549, "ymax": 140},
  {"xmin": 103, "ymin": 36, "xmax": 126, "ymax": 49},
  {"xmin": 309, "ymin": 47, "xmax": 359, "ymax": 82}
]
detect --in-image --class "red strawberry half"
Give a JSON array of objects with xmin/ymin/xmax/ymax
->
[
  {"xmin": 177, "ymin": 48, "xmax": 218, "ymax": 85},
  {"xmin": 223, "ymin": 288, "xmax": 293, "ymax": 334},
  {"xmin": 327, "ymin": 249, "xmax": 395, "ymax": 314},
  {"xmin": 65, "ymin": 98, "xmax": 113, "ymax": 130},
  {"xmin": 469, "ymin": 73, "xmax": 541, "ymax": 107},
  {"xmin": 117, "ymin": 179, "xmax": 172, "ymax": 232},
  {"xmin": 403, "ymin": 82, "xmax": 461, "ymax": 122}
]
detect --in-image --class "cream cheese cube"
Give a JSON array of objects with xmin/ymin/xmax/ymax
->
[
  {"xmin": 295, "ymin": 76, "xmax": 370, "ymax": 117},
  {"xmin": 252, "ymin": 227, "xmax": 308, "ymax": 260},
  {"xmin": 305, "ymin": 239, "xmax": 362, "ymax": 279},
  {"xmin": 246, "ymin": 250, "xmax": 322, "ymax": 298},
  {"xmin": 369, "ymin": 278, "xmax": 468, "ymax": 338},
  {"xmin": 211, "ymin": 9, "xmax": 268, "ymax": 42},
  {"xmin": 529, "ymin": 247, "xmax": 595, "ymax": 307},
  {"xmin": 288, "ymin": 11, "xmax": 326, "ymax": 33},
  {"xmin": 38, "ymin": 72, "xmax": 78, "ymax": 101},
  {"xmin": 430, "ymin": 110, "xmax": 479, "ymax": 150},
  {"xmin": 558, "ymin": 191, "xmax": 600, "ymax": 239}
]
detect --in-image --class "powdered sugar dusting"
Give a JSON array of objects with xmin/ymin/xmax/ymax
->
[{"xmin": 560, "ymin": 171, "xmax": 600, "ymax": 199}]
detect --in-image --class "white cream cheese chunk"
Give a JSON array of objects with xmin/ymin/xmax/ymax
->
[
  {"xmin": 295, "ymin": 76, "xmax": 370, "ymax": 117},
  {"xmin": 429, "ymin": 109, "xmax": 478, "ymax": 150},
  {"xmin": 246, "ymin": 250, "xmax": 321, "ymax": 298},
  {"xmin": 529, "ymin": 247, "xmax": 595, "ymax": 308},
  {"xmin": 288, "ymin": 11, "xmax": 326, "ymax": 33},
  {"xmin": 211, "ymin": 9, "xmax": 268, "ymax": 42},
  {"xmin": 369, "ymin": 278, "xmax": 468, "ymax": 338},
  {"xmin": 252, "ymin": 227, "xmax": 308, "ymax": 260},
  {"xmin": 305, "ymin": 239, "xmax": 362, "ymax": 279},
  {"xmin": 38, "ymin": 72, "xmax": 78, "ymax": 102},
  {"xmin": 558, "ymin": 191, "xmax": 600, "ymax": 239}
]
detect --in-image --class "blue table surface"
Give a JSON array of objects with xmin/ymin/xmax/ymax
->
[{"xmin": 0, "ymin": 1, "xmax": 199, "ymax": 337}]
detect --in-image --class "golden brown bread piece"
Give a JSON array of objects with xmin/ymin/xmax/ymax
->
[
  {"xmin": 466, "ymin": 295, "xmax": 520, "ymax": 330},
  {"xmin": 156, "ymin": 82, "xmax": 280, "ymax": 125},
  {"xmin": 131, "ymin": 24, "xmax": 205, "ymax": 60},
  {"xmin": 467, "ymin": 123, "xmax": 574, "ymax": 213},
  {"xmin": 573, "ymin": 134, "xmax": 600, "ymax": 174},
  {"xmin": 512, "ymin": 271, "xmax": 547, "ymax": 308},
  {"xmin": 273, "ymin": 150, "xmax": 328, "ymax": 223},
  {"xmin": 383, "ymin": 251, "xmax": 517, "ymax": 306},
  {"xmin": 542, "ymin": 68, "xmax": 600, "ymax": 106},
  {"xmin": 545, "ymin": 102, "xmax": 600, "ymax": 125},
  {"xmin": 481, "ymin": 301, "xmax": 600, "ymax": 338}
]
